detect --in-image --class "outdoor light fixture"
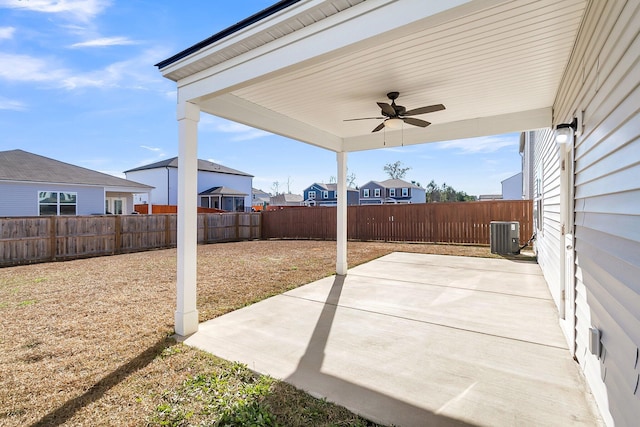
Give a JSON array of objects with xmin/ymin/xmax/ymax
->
[
  {"xmin": 384, "ymin": 118, "xmax": 403, "ymax": 129},
  {"xmin": 555, "ymin": 117, "xmax": 578, "ymax": 144}
]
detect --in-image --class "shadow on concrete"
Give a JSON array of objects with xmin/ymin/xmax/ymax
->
[
  {"xmin": 286, "ymin": 275, "xmax": 478, "ymax": 427},
  {"xmin": 30, "ymin": 336, "xmax": 173, "ymax": 427}
]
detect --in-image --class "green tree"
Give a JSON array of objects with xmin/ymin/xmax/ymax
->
[
  {"xmin": 384, "ymin": 161, "xmax": 411, "ymax": 179},
  {"xmin": 424, "ymin": 180, "xmax": 477, "ymax": 202}
]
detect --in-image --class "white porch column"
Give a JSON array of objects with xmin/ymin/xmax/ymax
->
[
  {"xmin": 175, "ymin": 101, "xmax": 200, "ymax": 336},
  {"xmin": 336, "ymin": 151, "xmax": 348, "ymax": 275},
  {"xmin": 147, "ymin": 192, "xmax": 153, "ymax": 214}
]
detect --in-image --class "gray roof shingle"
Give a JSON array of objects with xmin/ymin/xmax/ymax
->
[
  {"xmin": 125, "ymin": 157, "xmax": 253, "ymax": 177},
  {"xmin": 0, "ymin": 149, "xmax": 153, "ymax": 189},
  {"xmin": 199, "ymin": 186, "xmax": 248, "ymax": 196}
]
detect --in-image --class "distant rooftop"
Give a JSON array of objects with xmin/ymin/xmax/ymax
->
[
  {"xmin": 0, "ymin": 149, "xmax": 152, "ymax": 189},
  {"xmin": 125, "ymin": 157, "xmax": 253, "ymax": 177}
]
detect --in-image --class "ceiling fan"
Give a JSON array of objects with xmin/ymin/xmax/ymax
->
[{"xmin": 345, "ymin": 91, "xmax": 445, "ymax": 133}]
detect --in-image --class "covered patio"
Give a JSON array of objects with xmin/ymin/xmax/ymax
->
[
  {"xmin": 185, "ymin": 252, "xmax": 601, "ymax": 426},
  {"xmin": 155, "ymin": 0, "xmax": 586, "ymax": 336}
]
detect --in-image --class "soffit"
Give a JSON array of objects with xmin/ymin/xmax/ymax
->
[{"xmin": 165, "ymin": 0, "xmax": 587, "ymax": 151}]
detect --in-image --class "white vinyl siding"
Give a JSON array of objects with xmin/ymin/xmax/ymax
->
[
  {"xmin": 533, "ymin": 127, "xmax": 563, "ymax": 310},
  {"xmin": 126, "ymin": 168, "xmax": 175, "ymax": 205},
  {"xmin": 548, "ymin": 1, "xmax": 640, "ymax": 425}
]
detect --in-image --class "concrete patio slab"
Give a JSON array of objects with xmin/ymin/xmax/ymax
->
[{"xmin": 185, "ymin": 253, "xmax": 602, "ymax": 427}]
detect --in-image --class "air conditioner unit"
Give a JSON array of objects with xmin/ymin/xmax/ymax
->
[{"xmin": 490, "ymin": 221, "xmax": 520, "ymax": 255}]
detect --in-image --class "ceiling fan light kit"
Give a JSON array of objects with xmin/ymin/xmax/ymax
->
[
  {"xmin": 345, "ymin": 91, "xmax": 445, "ymax": 133},
  {"xmin": 384, "ymin": 118, "xmax": 404, "ymax": 129}
]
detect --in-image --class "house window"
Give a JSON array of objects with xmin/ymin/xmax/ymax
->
[
  {"xmin": 534, "ymin": 172, "xmax": 543, "ymax": 231},
  {"xmin": 402, "ymin": 188, "xmax": 409, "ymax": 197},
  {"xmin": 323, "ymin": 191, "xmax": 329, "ymax": 199},
  {"xmin": 309, "ymin": 191, "xmax": 316, "ymax": 199},
  {"xmin": 200, "ymin": 197, "xmax": 210, "ymax": 208},
  {"xmin": 363, "ymin": 188, "xmax": 370, "ymax": 197},
  {"xmin": 374, "ymin": 188, "xmax": 381, "ymax": 198},
  {"xmin": 389, "ymin": 188, "xmax": 396, "ymax": 197},
  {"xmin": 39, "ymin": 191, "xmax": 77, "ymax": 216}
]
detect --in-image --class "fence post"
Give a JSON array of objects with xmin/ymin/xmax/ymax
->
[
  {"xmin": 203, "ymin": 214, "xmax": 209, "ymax": 244},
  {"xmin": 165, "ymin": 215, "xmax": 171, "ymax": 248},
  {"xmin": 235, "ymin": 212, "xmax": 240, "ymax": 240},
  {"xmin": 114, "ymin": 215, "xmax": 122, "ymax": 254},
  {"xmin": 50, "ymin": 216, "xmax": 57, "ymax": 262}
]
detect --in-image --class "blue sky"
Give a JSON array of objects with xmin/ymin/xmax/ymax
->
[{"xmin": 0, "ymin": 0, "xmax": 522, "ymax": 196}]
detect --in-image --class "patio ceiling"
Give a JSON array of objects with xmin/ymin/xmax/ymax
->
[{"xmin": 158, "ymin": 0, "xmax": 586, "ymax": 152}]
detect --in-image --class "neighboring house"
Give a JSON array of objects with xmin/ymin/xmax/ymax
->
[
  {"xmin": 359, "ymin": 179, "xmax": 426, "ymax": 205},
  {"xmin": 501, "ymin": 172, "xmax": 523, "ymax": 200},
  {"xmin": 125, "ymin": 157, "xmax": 252, "ymax": 212},
  {"xmin": 269, "ymin": 193, "xmax": 303, "ymax": 207},
  {"xmin": 0, "ymin": 149, "xmax": 153, "ymax": 216},
  {"xmin": 524, "ymin": 5, "xmax": 640, "ymax": 426},
  {"xmin": 251, "ymin": 188, "xmax": 271, "ymax": 211},
  {"xmin": 303, "ymin": 183, "xmax": 359, "ymax": 206}
]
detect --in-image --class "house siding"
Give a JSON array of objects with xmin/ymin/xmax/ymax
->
[
  {"xmin": 126, "ymin": 168, "xmax": 173, "ymax": 205},
  {"xmin": 533, "ymin": 127, "xmax": 563, "ymax": 311},
  {"xmin": 521, "ymin": 131, "xmax": 535, "ymax": 200},
  {"xmin": 545, "ymin": 0, "xmax": 640, "ymax": 425},
  {"xmin": 0, "ymin": 182, "xmax": 105, "ymax": 216},
  {"xmin": 501, "ymin": 173, "xmax": 523, "ymax": 200},
  {"xmin": 360, "ymin": 182, "xmax": 384, "ymax": 204}
]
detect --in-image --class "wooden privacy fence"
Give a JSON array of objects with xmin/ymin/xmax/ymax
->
[
  {"xmin": 0, "ymin": 212, "xmax": 261, "ymax": 267},
  {"xmin": 262, "ymin": 200, "xmax": 533, "ymax": 245}
]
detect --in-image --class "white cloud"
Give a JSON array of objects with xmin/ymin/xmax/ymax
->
[
  {"xmin": 436, "ymin": 135, "xmax": 517, "ymax": 154},
  {"xmin": 0, "ymin": 96, "xmax": 26, "ymax": 111},
  {"xmin": 61, "ymin": 48, "xmax": 168, "ymax": 90},
  {"xmin": 200, "ymin": 116, "xmax": 271, "ymax": 141},
  {"xmin": 0, "ymin": 53, "xmax": 69, "ymax": 83},
  {"xmin": 140, "ymin": 145, "xmax": 162, "ymax": 153},
  {"xmin": 0, "ymin": 49, "xmax": 168, "ymax": 92},
  {"xmin": 0, "ymin": 26, "xmax": 15, "ymax": 40},
  {"xmin": 70, "ymin": 36, "xmax": 137, "ymax": 48},
  {"xmin": 207, "ymin": 158, "xmax": 223, "ymax": 164},
  {"xmin": 0, "ymin": 0, "xmax": 111, "ymax": 22}
]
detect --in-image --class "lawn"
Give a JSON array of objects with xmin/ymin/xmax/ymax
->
[{"xmin": 0, "ymin": 240, "xmax": 502, "ymax": 426}]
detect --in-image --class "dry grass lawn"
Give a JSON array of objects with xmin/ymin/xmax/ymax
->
[{"xmin": 0, "ymin": 240, "xmax": 505, "ymax": 426}]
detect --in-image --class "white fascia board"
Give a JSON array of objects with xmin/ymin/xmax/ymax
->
[
  {"xmin": 200, "ymin": 93, "xmax": 343, "ymax": 151},
  {"xmin": 343, "ymin": 107, "xmax": 552, "ymax": 152},
  {"xmin": 175, "ymin": 0, "xmax": 479, "ymax": 102},
  {"xmin": 105, "ymin": 186, "xmax": 154, "ymax": 193}
]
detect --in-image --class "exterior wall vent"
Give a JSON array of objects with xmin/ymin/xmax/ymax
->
[{"xmin": 490, "ymin": 221, "xmax": 520, "ymax": 255}]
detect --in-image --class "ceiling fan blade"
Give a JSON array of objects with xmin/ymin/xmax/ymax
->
[
  {"xmin": 403, "ymin": 104, "xmax": 446, "ymax": 116},
  {"xmin": 372, "ymin": 122, "xmax": 385, "ymax": 133},
  {"xmin": 344, "ymin": 117, "xmax": 385, "ymax": 121},
  {"xmin": 377, "ymin": 102, "xmax": 396, "ymax": 117},
  {"xmin": 403, "ymin": 117, "xmax": 431, "ymax": 128}
]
